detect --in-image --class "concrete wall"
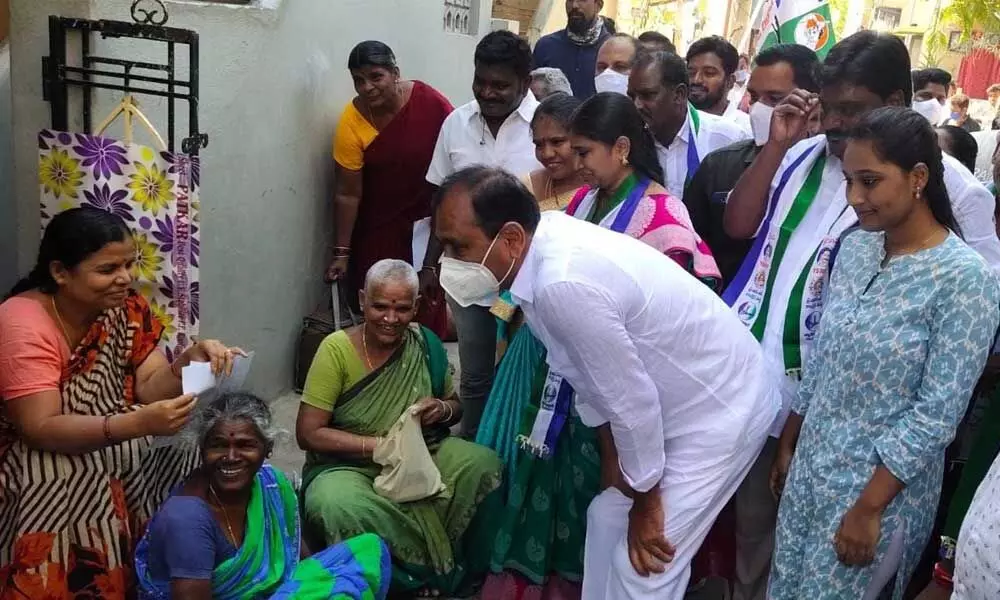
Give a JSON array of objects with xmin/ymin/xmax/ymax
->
[
  {"xmin": 0, "ymin": 42, "xmax": 13, "ymax": 292},
  {"xmin": 0, "ymin": 0, "xmax": 9, "ymax": 41},
  {"xmin": 8, "ymin": 0, "xmax": 491, "ymax": 396}
]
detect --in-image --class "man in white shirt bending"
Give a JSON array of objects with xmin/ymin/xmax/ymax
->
[
  {"xmin": 431, "ymin": 165, "xmax": 780, "ymax": 600},
  {"xmin": 629, "ymin": 50, "xmax": 750, "ymax": 199},
  {"xmin": 422, "ymin": 30, "xmax": 542, "ymax": 440}
]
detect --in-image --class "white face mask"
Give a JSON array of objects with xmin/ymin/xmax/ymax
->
[
  {"xmin": 749, "ymin": 101, "xmax": 775, "ymax": 147},
  {"xmin": 439, "ymin": 232, "xmax": 515, "ymax": 308},
  {"xmin": 594, "ymin": 68, "xmax": 630, "ymax": 96},
  {"xmin": 912, "ymin": 98, "xmax": 943, "ymax": 125},
  {"xmin": 734, "ymin": 69, "xmax": 749, "ymax": 85}
]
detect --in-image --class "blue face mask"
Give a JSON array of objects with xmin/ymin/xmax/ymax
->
[{"xmin": 950, "ymin": 111, "xmax": 961, "ymax": 121}]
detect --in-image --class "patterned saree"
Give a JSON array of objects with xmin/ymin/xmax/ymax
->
[
  {"xmin": 135, "ymin": 465, "xmax": 391, "ymax": 599},
  {"xmin": 0, "ymin": 293, "xmax": 198, "ymax": 599}
]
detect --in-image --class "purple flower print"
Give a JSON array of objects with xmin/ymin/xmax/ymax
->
[
  {"xmin": 82, "ymin": 183, "xmax": 135, "ymax": 222},
  {"xmin": 159, "ymin": 277, "xmax": 200, "ymax": 324},
  {"xmin": 39, "ymin": 130, "xmax": 56, "ymax": 151},
  {"xmin": 73, "ymin": 134, "xmax": 129, "ymax": 181},
  {"xmin": 160, "ymin": 151, "xmax": 201, "ymax": 188},
  {"xmin": 190, "ymin": 282, "xmax": 200, "ymax": 323},
  {"xmin": 140, "ymin": 215, "xmax": 200, "ymax": 268}
]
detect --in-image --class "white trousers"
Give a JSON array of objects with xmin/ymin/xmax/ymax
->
[{"xmin": 582, "ymin": 433, "xmax": 768, "ymax": 600}]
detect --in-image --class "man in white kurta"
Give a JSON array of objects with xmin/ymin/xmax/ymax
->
[{"xmin": 432, "ymin": 169, "xmax": 780, "ymax": 600}]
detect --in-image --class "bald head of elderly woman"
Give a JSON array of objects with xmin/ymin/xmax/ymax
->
[
  {"xmin": 530, "ymin": 67, "xmax": 574, "ymax": 100},
  {"xmin": 295, "ymin": 259, "xmax": 502, "ymax": 597}
]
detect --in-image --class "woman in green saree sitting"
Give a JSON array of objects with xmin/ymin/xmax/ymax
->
[
  {"xmin": 135, "ymin": 392, "xmax": 390, "ymax": 599},
  {"xmin": 297, "ymin": 259, "xmax": 502, "ymax": 597}
]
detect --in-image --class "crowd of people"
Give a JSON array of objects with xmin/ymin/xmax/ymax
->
[{"xmin": 3, "ymin": 0, "xmax": 1000, "ymax": 598}]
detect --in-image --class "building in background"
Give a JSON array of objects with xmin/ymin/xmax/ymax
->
[{"xmin": 867, "ymin": 0, "xmax": 962, "ymax": 74}]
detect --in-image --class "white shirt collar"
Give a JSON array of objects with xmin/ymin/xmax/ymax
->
[
  {"xmin": 668, "ymin": 106, "xmax": 693, "ymax": 149},
  {"xmin": 509, "ymin": 213, "xmax": 547, "ymax": 303},
  {"xmin": 469, "ymin": 90, "xmax": 540, "ymax": 125}
]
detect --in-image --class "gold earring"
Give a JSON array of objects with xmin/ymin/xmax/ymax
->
[{"xmin": 621, "ymin": 154, "xmax": 629, "ymax": 166}]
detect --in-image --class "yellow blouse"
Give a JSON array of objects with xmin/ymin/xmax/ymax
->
[
  {"xmin": 332, "ymin": 101, "xmax": 379, "ymax": 171},
  {"xmin": 522, "ymin": 173, "xmax": 578, "ymax": 212}
]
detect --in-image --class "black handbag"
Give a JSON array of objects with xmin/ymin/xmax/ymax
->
[{"xmin": 293, "ymin": 282, "xmax": 360, "ymax": 393}]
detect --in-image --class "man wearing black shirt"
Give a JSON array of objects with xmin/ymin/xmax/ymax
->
[{"xmin": 683, "ymin": 44, "xmax": 820, "ymax": 287}]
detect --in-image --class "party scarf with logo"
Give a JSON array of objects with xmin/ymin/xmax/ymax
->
[
  {"xmin": 516, "ymin": 175, "xmax": 651, "ymax": 458},
  {"xmin": 722, "ymin": 136, "xmax": 857, "ymax": 375}
]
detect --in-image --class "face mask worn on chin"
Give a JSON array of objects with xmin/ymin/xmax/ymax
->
[
  {"xmin": 595, "ymin": 68, "xmax": 630, "ymax": 96},
  {"xmin": 439, "ymin": 232, "xmax": 516, "ymax": 308},
  {"xmin": 912, "ymin": 99, "xmax": 943, "ymax": 124},
  {"xmin": 749, "ymin": 101, "xmax": 775, "ymax": 146}
]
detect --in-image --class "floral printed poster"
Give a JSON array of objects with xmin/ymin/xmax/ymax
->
[{"xmin": 38, "ymin": 130, "xmax": 201, "ymax": 361}]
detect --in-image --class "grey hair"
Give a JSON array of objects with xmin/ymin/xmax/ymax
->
[
  {"xmin": 364, "ymin": 258, "xmax": 419, "ymax": 298},
  {"xmin": 188, "ymin": 392, "xmax": 280, "ymax": 447},
  {"xmin": 530, "ymin": 67, "xmax": 573, "ymax": 99}
]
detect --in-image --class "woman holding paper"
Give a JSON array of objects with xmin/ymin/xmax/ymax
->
[
  {"xmin": 0, "ymin": 207, "xmax": 243, "ymax": 600},
  {"xmin": 297, "ymin": 259, "xmax": 501, "ymax": 598}
]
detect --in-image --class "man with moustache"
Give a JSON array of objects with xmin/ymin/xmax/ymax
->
[
  {"xmin": 628, "ymin": 50, "xmax": 749, "ymax": 200},
  {"xmin": 424, "ymin": 30, "xmax": 541, "ymax": 439},
  {"xmin": 686, "ymin": 36, "xmax": 751, "ymax": 135},
  {"xmin": 534, "ymin": 0, "xmax": 611, "ymax": 98},
  {"xmin": 721, "ymin": 31, "xmax": 1000, "ymax": 600},
  {"xmin": 683, "ymin": 43, "xmax": 820, "ymax": 286}
]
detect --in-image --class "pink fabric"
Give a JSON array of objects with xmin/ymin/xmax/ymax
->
[
  {"xmin": 565, "ymin": 186, "xmax": 722, "ymax": 291},
  {"xmin": 0, "ymin": 297, "xmax": 70, "ymax": 401},
  {"xmin": 564, "ymin": 186, "xmax": 590, "ymax": 216},
  {"xmin": 481, "ymin": 571, "xmax": 582, "ymax": 600}
]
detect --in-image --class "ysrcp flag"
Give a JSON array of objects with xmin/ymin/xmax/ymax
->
[{"xmin": 757, "ymin": 0, "xmax": 836, "ymax": 59}]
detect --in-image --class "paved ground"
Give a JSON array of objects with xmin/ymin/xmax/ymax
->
[{"xmin": 268, "ymin": 343, "xmax": 728, "ymax": 599}]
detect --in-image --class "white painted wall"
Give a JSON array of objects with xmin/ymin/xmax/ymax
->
[{"xmin": 8, "ymin": 0, "xmax": 491, "ymax": 396}]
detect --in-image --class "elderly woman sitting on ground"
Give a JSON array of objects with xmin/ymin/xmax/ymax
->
[
  {"xmin": 135, "ymin": 392, "xmax": 391, "ymax": 599},
  {"xmin": 296, "ymin": 259, "xmax": 502, "ymax": 597}
]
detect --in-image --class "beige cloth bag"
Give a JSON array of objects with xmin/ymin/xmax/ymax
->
[{"xmin": 373, "ymin": 406, "xmax": 446, "ymax": 503}]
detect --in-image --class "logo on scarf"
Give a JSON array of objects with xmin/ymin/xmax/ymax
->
[
  {"xmin": 541, "ymin": 377, "xmax": 559, "ymax": 411},
  {"xmin": 805, "ymin": 310, "xmax": 822, "ymax": 332},
  {"xmin": 738, "ymin": 301, "xmax": 758, "ymax": 323}
]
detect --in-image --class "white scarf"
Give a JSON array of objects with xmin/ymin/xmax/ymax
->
[{"xmin": 723, "ymin": 136, "xmax": 858, "ymax": 375}]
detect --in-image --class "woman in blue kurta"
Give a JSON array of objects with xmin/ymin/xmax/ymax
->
[{"xmin": 768, "ymin": 107, "xmax": 1000, "ymax": 599}]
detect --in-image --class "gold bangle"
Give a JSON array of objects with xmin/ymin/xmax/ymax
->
[{"xmin": 361, "ymin": 437, "xmax": 367, "ymax": 456}]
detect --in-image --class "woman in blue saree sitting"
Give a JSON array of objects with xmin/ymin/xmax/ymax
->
[
  {"xmin": 296, "ymin": 259, "xmax": 502, "ymax": 597},
  {"xmin": 478, "ymin": 92, "xmax": 722, "ymax": 599},
  {"xmin": 135, "ymin": 391, "xmax": 391, "ymax": 599}
]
